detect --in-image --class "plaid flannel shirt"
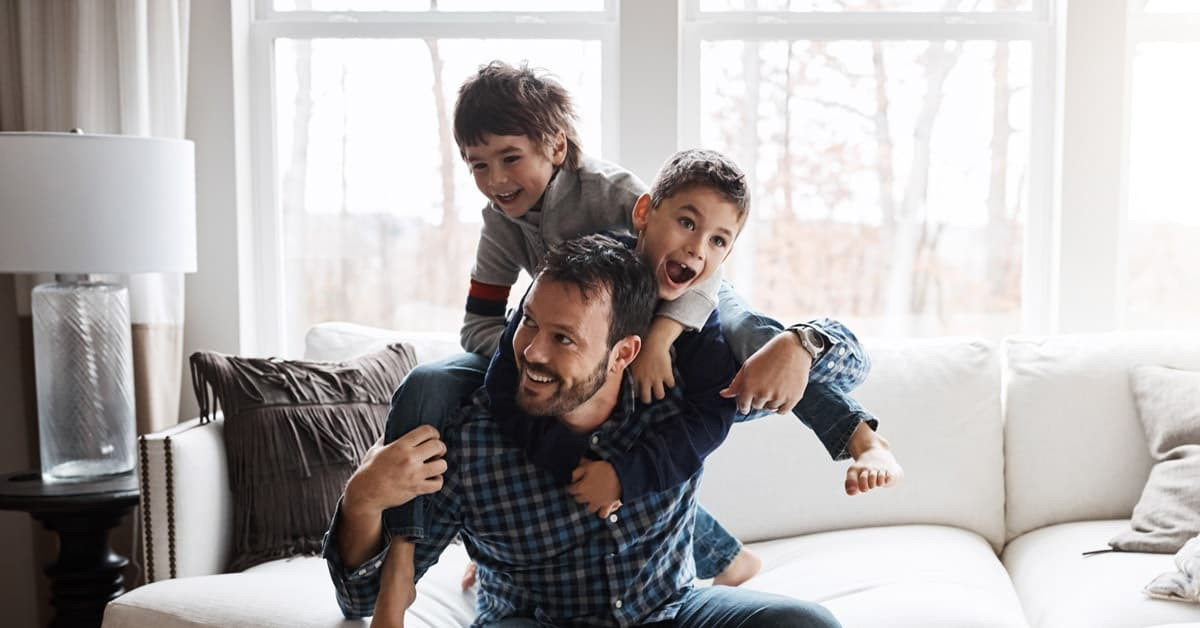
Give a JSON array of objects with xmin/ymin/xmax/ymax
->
[{"xmin": 323, "ymin": 376, "xmax": 708, "ymax": 626}]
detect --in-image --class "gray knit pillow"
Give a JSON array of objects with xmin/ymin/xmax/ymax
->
[
  {"xmin": 1110, "ymin": 365, "xmax": 1200, "ymax": 554},
  {"xmin": 190, "ymin": 344, "xmax": 417, "ymax": 571}
]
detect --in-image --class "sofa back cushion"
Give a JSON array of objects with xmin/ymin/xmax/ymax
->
[
  {"xmin": 1004, "ymin": 332, "xmax": 1200, "ymax": 541},
  {"xmin": 699, "ymin": 337, "xmax": 1007, "ymax": 552},
  {"xmin": 304, "ymin": 321, "xmax": 461, "ymax": 364}
]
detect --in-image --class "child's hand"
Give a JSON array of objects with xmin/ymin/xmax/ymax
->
[
  {"xmin": 631, "ymin": 317, "xmax": 686, "ymax": 403},
  {"xmin": 568, "ymin": 459, "xmax": 623, "ymax": 518},
  {"xmin": 631, "ymin": 343, "xmax": 675, "ymax": 403},
  {"xmin": 720, "ymin": 330, "xmax": 812, "ymax": 415}
]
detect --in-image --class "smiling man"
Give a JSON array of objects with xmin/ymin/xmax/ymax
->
[{"xmin": 323, "ymin": 234, "xmax": 840, "ymax": 628}]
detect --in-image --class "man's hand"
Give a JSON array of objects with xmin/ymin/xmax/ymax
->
[
  {"xmin": 631, "ymin": 317, "xmax": 685, "ymax": 403},
  {"xmin": 720, "ymin": 329, "xmax": 813, "ymax": 415},
  {"xmin": 344, "ymin": 425, "xmax": 448, "ymax": 517},
  {"xmin": 338, "ymin": 425, "xmax": 447, "ymax": 569},
  {"xmin": 568, "ymin": 459, "xmax": 622, "ymax": 518},
  {"xmin": 844, "ymin": 422, "xmax": 904, "ymax": 496}
]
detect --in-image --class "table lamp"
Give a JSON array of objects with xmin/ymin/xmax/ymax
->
[{"xmin": 0, "ymin": 131, "xmax": 196, "ymax": 482}]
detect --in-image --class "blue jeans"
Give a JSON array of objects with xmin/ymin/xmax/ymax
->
[
  {"xmin": 381, "ymin": 351, "xmax": 488, "ymax": 539},
  {"xmin": 480, "ymin": 586, "xmax": 840, "ymax": 627}
]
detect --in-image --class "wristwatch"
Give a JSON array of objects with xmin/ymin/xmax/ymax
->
[{"xmin": 787, "ymin": 324, "xmax": 827, "ymax": 361}]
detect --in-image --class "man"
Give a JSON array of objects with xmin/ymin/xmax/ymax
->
[{"xmin": 323, "ymin": 233, "xmax": 841, "ymax": 627}]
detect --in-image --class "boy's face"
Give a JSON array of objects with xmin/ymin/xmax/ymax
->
[
  {"xmin": 631, "ymin": 187, "xmax": 743, "ymax": 301},
  {"xmin": 464, "ymin": 132, "xmax": 566, "ymax": 219}
]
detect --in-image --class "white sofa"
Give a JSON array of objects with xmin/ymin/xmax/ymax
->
[{"xmin": 103, "ymin": 324, "xmax": 1200, "ymax": 628}]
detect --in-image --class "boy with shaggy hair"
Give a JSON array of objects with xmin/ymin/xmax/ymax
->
[{"xmin": 368, "ymin": 61, "xmax": 900, "ymax": 623}]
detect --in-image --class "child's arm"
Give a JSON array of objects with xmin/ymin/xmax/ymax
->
[
  {"xmin": 461, "ymin": 211, "xmax": 526, "ymax": 357},
  {"xmin": 577, "ymin": 310, "xmax": 740, "ymax": 508},
  {"xmin": 631, "ymin": 268, "xmax": 723, "ymax": 402}
]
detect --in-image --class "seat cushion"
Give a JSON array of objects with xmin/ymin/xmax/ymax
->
[
  {"xmin": 742, "ymin": 524, "xmax": 1027, "ymax": 628},
  {"xmin": 1002, "ymin": 520, "xmax": 1200, "ymax": 628},
  {"xmin": 104, "ymin": 543, "xmax": 476, "ymax": 628}
]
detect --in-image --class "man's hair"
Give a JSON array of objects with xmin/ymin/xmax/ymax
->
[
  {"xmin": 537, "ymin": 234, "xmax": 657, "ymax": 347},
  {"xmin": 453, "ymin": 60, "xmax": 582, "ymax": 171},
  {"xmin": 649, "ymin": 149, "xmax": 750, "ymax": 221}
]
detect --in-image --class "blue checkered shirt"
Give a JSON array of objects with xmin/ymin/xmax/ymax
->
[{"xmin": 324, "ymin": 375, "xmax": 705, "ymax": 626}]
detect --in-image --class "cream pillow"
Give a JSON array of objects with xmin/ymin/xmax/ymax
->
[{"xmin": 1110, "ymin": 365, "xmax": 1200, "ymax": 553}]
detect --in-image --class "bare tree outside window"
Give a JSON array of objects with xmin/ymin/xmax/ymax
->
[{"xmin": 701, "ymin": 0, "xmax": 1031, "ymax": 337}]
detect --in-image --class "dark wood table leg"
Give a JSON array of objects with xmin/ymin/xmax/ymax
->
[{"xmin": 33, "ymin": 503, "xmax": 136, "ymax": 628}]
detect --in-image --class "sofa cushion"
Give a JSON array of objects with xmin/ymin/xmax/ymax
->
[
  {"xmin": 1111, "ymin": 365, "xmax": 1200, "ymax": 553},
  {"xmin": 102, "ymin": 544, "xmax": 476, "ymax": 628},
  {"xmin": 189, "ymin": 344, "xmax": 417, "ymax": 571},
  {"xmin": 1003, "ymin": 519, "xmax": 1200, "ymax": 628},
  {"xmin": 1004, "ymin": 332, "xmax": 1200, "ymax": 540},
  {"xmin": 304, "ymin": 321, "xmax": 460, "ymax": 364},
  {"xmin": 744, "ymin": 525, "xmax": 1027, "ymax": 628},
  {"xmin": 700, "ymin": 337, "xmax": 1008, "ymax": 551}
]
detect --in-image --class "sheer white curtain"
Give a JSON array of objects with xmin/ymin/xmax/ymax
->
[{"xmin": 0, "ymin": 0, "xmax": 191, "ymax": 434}]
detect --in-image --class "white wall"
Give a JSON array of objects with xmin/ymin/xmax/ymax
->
[{"xmin": 180, "ymin": 0, "xmax": 257, "ymax": 421}]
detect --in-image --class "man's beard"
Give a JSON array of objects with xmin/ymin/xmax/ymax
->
[{"xmin": 515, "ymin": 354, "xmax": 609, "ymax": 417}]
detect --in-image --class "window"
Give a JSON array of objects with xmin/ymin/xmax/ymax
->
[
  {"xmin": 252, "ymin": 2, "xmax": 614, "ymax": 356},
  {"xmin": 1121, "ymin": 4, "xmax": 1200, "ymax": 328},
  {"xmin": 683, "ymin": 1, "xmax": 1051, "ymax": 337}
]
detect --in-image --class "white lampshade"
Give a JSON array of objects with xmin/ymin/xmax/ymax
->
[{"xmin": 0, "ymin": 132, "xmax": 196, "ymax": 274}]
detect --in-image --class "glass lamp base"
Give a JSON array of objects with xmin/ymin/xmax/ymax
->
[{"xmin": 31, "ymin": 278, "xmax": 136, "ymax": 481}]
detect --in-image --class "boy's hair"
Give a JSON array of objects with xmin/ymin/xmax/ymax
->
[
  {"xmin": 453, "ymin": 61, "xmax": 582, "ymax": 171},
  {"xmin": 649, "ymin": 149, "xmax": 750, "ymax": 222},
  {"xmin": 537, "ymin": 234, "xmax": 657, "ymax": 348}
]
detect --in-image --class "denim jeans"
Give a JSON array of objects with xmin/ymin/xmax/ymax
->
[
  {"xmin": 381, "ymin": 351, "xmax": 489, "ymax": 539},
  {"xmin": 479, "ymin": 586, "xmax": 840, "ymax": 627}
]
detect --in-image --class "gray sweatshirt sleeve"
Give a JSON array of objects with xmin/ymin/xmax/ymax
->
[
  {"xmin": 461, "ymin": 209, "xmax": 525, "ymax": 356},
  {"xmin": 655, "ymin": 265, "xmax": 724, "ymax": 331}
]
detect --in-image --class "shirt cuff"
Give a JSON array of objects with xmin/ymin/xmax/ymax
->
[{"xmin": 321, "ymin": 500, "xmax": 392, "ymax": 583}]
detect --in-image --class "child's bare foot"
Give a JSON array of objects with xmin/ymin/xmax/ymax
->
[
  {"xmin": 712, "ymin": 547, "xmax": 762, "ymax": 586},
  {"xmin": 461, "ymin": 561, "xmax": 478, "ymax": 591}
]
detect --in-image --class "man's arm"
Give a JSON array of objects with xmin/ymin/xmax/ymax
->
[{"xmin": 322, "ymin": 427, "xmax": 448, "ymax": 619}]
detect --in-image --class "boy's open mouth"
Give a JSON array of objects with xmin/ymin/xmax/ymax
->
[
  {"xmin": 665, "ymin": 260, "xmax": 696, "ymax": 285},
  {"xmin": 495, "ymin": 190, "xmax": 520, "ymax": 204}
]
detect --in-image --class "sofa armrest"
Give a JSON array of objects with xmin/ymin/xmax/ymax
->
[{"xmin": 137, "ymin": 416, "xmax": 232, "ymax": 582}]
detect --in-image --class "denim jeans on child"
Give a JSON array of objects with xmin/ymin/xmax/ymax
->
[{"xmin": 381, "ymin": 351, "xmax": 489, "ymax": 539}]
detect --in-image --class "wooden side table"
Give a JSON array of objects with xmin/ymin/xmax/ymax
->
[{"xmin": 0, "ymin": 471, "xmax": 139, "ymax": 628}]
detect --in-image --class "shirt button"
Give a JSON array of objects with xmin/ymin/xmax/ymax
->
[
  {"xmin": 591, "ymin": 435, "xmax": 599, "ymax": 445},
  {"xmin": 613, "ymin": 599, "xmax": 623, "ymax": 609},
  {"xmin": 609, "ymin": 513, "xmax": 619, "ymax": 523},
  {"xmin": 839, "ymin": 346, "xmax": 847, "ymax": 356},
  {"xmin": 825, "ymin": 361, "xmax": 834, "ymax": 369},
  {"xmin": 374, "ymin": 560, "xmax": 383, "ymax": 569}
]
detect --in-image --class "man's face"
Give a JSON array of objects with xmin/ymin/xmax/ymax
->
[
  {"xmin": 512, "ymin": 277, "xmax": 614, "ymax": 418},
  {"xmin": 464, "ymin": 133, "xmax": 565, "ymax": 219},
  {"xmin": 632, "ymin": 187, "xmax": 743, "ymax": 301}
]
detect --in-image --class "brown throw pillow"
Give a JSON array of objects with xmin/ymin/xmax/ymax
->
[
  {"xmin": 190, "ymin": 344, "xmax": 417, "ymax": 571},
  {"xmin": 1110, "ymin": 365, "xmax": 1200, "ymax": 554}
]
